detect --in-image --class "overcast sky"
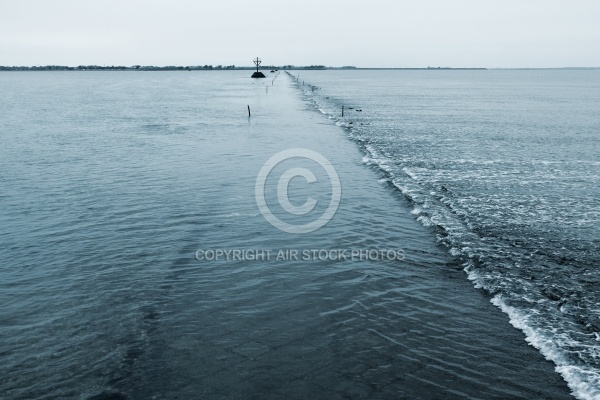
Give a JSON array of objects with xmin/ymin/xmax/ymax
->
[{"xmin": 1, "ymin": 0, "xmax": 599, "ymax": 68}]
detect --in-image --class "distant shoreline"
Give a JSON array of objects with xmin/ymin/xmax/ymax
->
[
  {"xmin": 0, "ymin": 65, "xmax": 485, "ymax": 71},
  {"xmin": 1, "ymin": 65, "xmax": 598, "ymax": 71}
]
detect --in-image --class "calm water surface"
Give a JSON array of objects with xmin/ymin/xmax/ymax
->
[{"xmin": 0, "ymin": 70, "xmax": 595, "ymax": 399}]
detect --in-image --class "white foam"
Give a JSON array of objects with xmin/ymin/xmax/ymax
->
[
  {"xmin": 417, "ymin": 215, "xmax": 434, "ymax": 227},
  {"xmin": 403, "ymin": 167, "xmax": 418, "ymax": 180},
  {"xmin": 491, "ymin": 295, "xmax": 600, "ymax": 400},
  {"xmin": 449, "ymin": 247, "xmax": 462, "ymax": 256},
  {"xmin": 379, "ymin": 162, "xmax": 392, "ymax": 172},
  {"xmin": 556, "ymin": 366, "xmax": 600, "ymax": 400}
]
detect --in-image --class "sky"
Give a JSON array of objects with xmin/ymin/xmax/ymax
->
[{"xmin": 0, "ymin": 0, "xmax": 599, "ymax": 68}]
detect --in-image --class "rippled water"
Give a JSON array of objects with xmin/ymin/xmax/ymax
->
[
  {"xmin": 296, "ymin": 69, "xmax": 600, "ymax": 399},
  {"xmin": 0, "ymin": 71, "xmax": 270, "ymax": 398},
  {"xmin": 0, "ymin": 70, "xmax": 585, "ymax": 399}
]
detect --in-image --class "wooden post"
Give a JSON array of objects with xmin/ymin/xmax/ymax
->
[
  {"xmin": 248, "ymin": 105, "xmax": 251, "ymax": 117},
  {"xmin": 342, "ymin": 105, "xmax": 344, "ymax": 117}
]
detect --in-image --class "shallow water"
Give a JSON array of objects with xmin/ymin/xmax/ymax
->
[
  {"xmin": 296, "ymin": 69, "xmax": 600, "ymax": 399},
  {"xmin": 0, "ymin": 70, "xmax": 582, "ymax": 399}
]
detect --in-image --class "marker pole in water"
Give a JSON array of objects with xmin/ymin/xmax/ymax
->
[
  {"xmin": 248, "ymin": 105, "xmax": 251, "ymax": 117},
  {"xmin": 342, "ymin": 105, "xmax": 344, "ymax": 117}
]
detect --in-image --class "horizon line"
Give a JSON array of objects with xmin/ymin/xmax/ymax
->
[{"xmin": 1, "ymin": 65, "xmax": 600, "ymax": 71}]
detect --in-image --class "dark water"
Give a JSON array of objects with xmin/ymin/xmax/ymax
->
[
  {"xmin": 296, "ymin": 69, "xmax": 600, "ymax": 399},
  {"xmin": 0, "ymin": 70, "xmax": 592, "ymax": 399}
]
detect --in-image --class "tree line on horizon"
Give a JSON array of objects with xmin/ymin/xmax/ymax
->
[{"xmin": 0, "ymin": 64, "xmax": 341, "ymax": 71}]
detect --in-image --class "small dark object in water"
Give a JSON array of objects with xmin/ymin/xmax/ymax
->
[
  {"xmin": 349, "ymin": 122, "xmax": 354, "ymax": 124},
  {"xmin": 356, "ymin": 109, "xmax": 362, "ymax": 112},
  {"xmin": 558, "ymin": 299, "xmax": 567, "ymax": 308},
  {"xmin": 542, "ymin": 286, "xmax": 564, "ymax": 302},
  {"xmin": 441, "ymin": 186, "xmax": 448, "ymax": 192},
  {"xmin": 349, "ymin": 107, "xmax": 354, "ymax": 109},
  {"xmin": 87, "ymin": 392, "xmax": 128, "ymax": 400},
  {"xmin": 251, "ymin": 57, "xmax": 266, "ymax": 78}
]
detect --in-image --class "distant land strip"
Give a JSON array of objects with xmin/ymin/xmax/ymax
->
[{"xmin": 0, "ymin": 65, "xmax": 492, "ymax": 71}]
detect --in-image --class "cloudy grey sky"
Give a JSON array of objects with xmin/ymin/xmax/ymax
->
[{"xmin": 1, "ymin": 0, "xmax": 598, "ymax": 68}]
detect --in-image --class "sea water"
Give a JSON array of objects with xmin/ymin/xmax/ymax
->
[
  {"xmin": 0, "ymin": 69, "xmax": 596, "ymax": 399},
  {"xmin": 295, "ymin": 69, "xmax": 600, "ymax": 399}
]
